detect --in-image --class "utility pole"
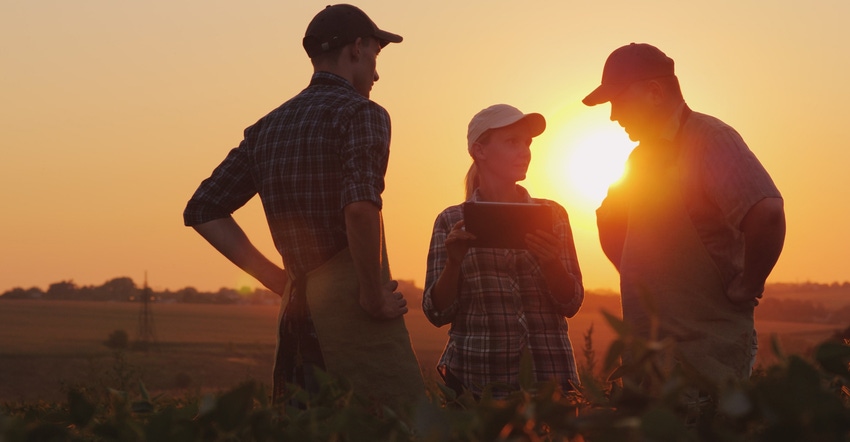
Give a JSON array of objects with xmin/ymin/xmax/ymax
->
[{"xmin": 136, "ymin": 271, "xmax": 157, "ymax": 351}]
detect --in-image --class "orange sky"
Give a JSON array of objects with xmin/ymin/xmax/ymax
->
[{"xmin": 2, "ymin": 1, "xmax": 849, "ymax": 293}]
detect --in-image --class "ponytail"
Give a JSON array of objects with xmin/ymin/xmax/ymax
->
[{"xmin": 464, "ymin": 162, "xmax": 479, "ymax": 200}]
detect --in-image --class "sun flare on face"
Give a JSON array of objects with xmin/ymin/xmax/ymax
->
[{"xmin": 530, "ymin": 109, "xmax": 636, "ymax": 213}]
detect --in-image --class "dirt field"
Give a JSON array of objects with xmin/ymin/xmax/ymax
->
[{"xmin": 0, "ymin": 300, "xmax": 841, "ymax": 403}]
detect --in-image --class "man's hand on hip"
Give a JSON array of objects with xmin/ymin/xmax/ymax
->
[
  {"xmin": 727, "ymin": 273, "xmax": 764, "ymax": 306},
  {"xmin": 360, "ymin": 280, "xmax": 408, "ymax": 320}
]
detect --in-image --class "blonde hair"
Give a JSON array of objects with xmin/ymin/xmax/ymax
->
[
  {"xmin": 464, "ymin": 163, "xmax": 479, "ymax": 200},
  {"xmin": 464, "ymin": 129, "xmax": 493, "ymax": 199}
]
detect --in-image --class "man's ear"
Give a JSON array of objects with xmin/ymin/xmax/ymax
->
[
  {"xmin": 349, "ymin": 37, "xmax": 364, "ymax": 61},
  {"xmin": 646, "ymin": 79, "xmax": 665, "ymax": 105}
]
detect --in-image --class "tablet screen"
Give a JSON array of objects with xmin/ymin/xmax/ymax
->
[{"xmin": 462, "ymin": 201, "xmax": 553, "ymax": 249}]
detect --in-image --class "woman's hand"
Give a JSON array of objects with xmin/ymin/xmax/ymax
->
[
  {"xmin": 526, "ymin": 229, "xmax": 581, "ymax": 310},
  {"xmin": 430, "ymin": 220, "xmax": 476, "ymax": 313},
  {"xmin": 525, "ymin": 229, "xmax": 560, "ymax": 265},
  {"xmin": 445, "ymin": 220, "xmax": 475, "ymax": 265}
]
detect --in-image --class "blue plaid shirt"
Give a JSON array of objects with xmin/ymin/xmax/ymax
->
[{"xmin": 184, "ymin": 72, "xmax": 392, "ymax": 277}]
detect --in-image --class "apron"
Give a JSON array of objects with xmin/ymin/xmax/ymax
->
[
  {"xmin": 275, "ymin": 231, "xmax": 425, "ymax": 409},
  {"xmin": 617, "ymin": 128, "xmax": 754, "ymax": 386}
]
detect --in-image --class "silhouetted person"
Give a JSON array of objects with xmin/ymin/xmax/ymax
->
[
  {"xmin": 583, "ymin": 43, "xmax": 786, "ymax": 391},
  {"xmin": 183, "ymin": 4, "xmax": 424, "ymax": 409},
  {"xmin": 423, "ymin": 104, "xmax": 584, "ymax": 398}
]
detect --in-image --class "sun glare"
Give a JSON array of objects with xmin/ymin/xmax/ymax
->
[
  {"xmin": 534, "ymin": 110, "xmax": 636, "ymax": 211},
  {"xmin": 562, "ymin": 128, "xmax": 633, "ymax": 203}
]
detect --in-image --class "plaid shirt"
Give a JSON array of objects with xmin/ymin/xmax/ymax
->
[
  {"xmin": 184, "ymin": 72, "xmax": 391, "ymax": 277},
  {"xmin": 598, "ymin": 105, "xmax": 782, "ymax": 287},
  {"xmin": 422, "ymin": 187, "xmax": 584, "ymax": 397}
]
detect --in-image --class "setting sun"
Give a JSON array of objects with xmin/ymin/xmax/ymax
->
[
  {"xmin": 535, "ymin": 109, "xmax": 636, "ymax": 211},
  {"xmin": 561, "ymin": 126, "xmax": 634, "ymax": 203}
]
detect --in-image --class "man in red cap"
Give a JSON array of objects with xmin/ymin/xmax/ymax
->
[
  {"xmin": 183, "ymin": 4, "xmax": 423, "ymax": 409},
  {"xmin": 583, "ymin": 43, "xmax": 786, "ymax": 391}
]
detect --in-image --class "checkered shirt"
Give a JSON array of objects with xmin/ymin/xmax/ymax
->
[
  {"xmin": 184, "ymin": 72, "xmax": 391, "ymax": 277},
  {"xmin": 422, "ymin": 187, "xmax": 584, "ymax": 397}
]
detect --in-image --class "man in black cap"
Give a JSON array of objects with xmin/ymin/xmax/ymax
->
[
  {"xmin": 183, "ymin": 4, "xmax": 424, "ymax": 408},
  {"xmin": 583, "ymin": 43, "xmax": 786, "ymax": 390}
]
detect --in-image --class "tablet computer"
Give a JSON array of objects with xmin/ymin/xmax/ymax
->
[{"xmin": 462, "ymin": 201, "xmax": 553, "ymax": 249}]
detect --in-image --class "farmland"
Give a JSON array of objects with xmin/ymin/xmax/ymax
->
[{"xmin": 0, "ymin": 299, "xmax": 842, "ymax": 403}]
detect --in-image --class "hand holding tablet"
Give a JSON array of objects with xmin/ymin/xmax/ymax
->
[{"xmin": 462, "ymin": 201, "xmax": 553, "ymax": 249}]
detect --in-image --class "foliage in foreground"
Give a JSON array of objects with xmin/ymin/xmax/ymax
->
[{"xmin": 3, "ymin": 314, "xmax": 850, "ymax": 441}]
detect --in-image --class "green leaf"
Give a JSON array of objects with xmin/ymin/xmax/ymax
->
[
  {"xmin": 607, "ymin": 364, "xmax": 630, "ymax": 382},
  {"xmin": 815, "ymin": 340, "xmax": 850, "ymax": 377},
  {"xmin": 23, "ymin": 423, "xmax": 70, "ymax": 442},
  {"xmin": 640, "ymin": 406, "xmax": 689, "ymax": 440},
  {"xmin": 108, "ymin": 387, "xmax": 128, "ymax": 402},
  {"xmin": 138, "ymin": 380, "xmax": 151, "ymax": 402},
  {"xmin": 436, "ymin": 381, "xmax": 458, "ymax": 402},
  {"xmin": 131, "ymin": 401, "xmax": 154, "ymax": 414},
  {"xmin": 604, "ymin": 339, "xmax": 625, "ymax": 372},
  {"xmin": 770, "ymin": 333, "xmax": 786, "ymax": 361},
  {"xmin": 202, "ymin": 381, "xmax": 257, "ymax": 432},
  {"xmin": 602, "ymin": 310, "xmax": 630, "ymax": 337},
  {"xmin": 787, "ymin": 355, "xmax": 822, "ymax": 388},
  {"xmin": 67, "ymin": 389, "xmax": 96, "ymax": 428}
]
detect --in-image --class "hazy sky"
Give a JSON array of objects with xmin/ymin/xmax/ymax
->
[{"xmin": 3, "ymin": 1, "xmax": 849, "ymax": 293}]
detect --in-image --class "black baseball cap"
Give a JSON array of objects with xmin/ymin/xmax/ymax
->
[
  {"xmin": 583, "ymin": 43, "xmax": 675, "ymax": 106},
  {"xmin": 302, "ymin": 4, "xmax": 403, "ymax": 58}
]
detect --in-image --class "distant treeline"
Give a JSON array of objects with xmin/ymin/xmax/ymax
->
[
  {"xmin": 0, "ymin": 277, "xmax": 280, "ymax": 305},
  {"xmin": 2, "ymin": 277, "xmax": 849, "ymax": 325},
  {"xmin": 0, "ymin": 277, "xmax": 428, "ymax": 307}
]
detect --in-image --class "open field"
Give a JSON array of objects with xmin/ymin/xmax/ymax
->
[{"xmin": 0, "ymin": 300, "xmax": 842, "ymax": 403}]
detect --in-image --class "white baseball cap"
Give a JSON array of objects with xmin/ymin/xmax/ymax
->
[{"xmin": 466, "ymin": 104, "xmax": 546, "ymax": 154}]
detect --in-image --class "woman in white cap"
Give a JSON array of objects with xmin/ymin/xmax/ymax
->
[{"xmin": 422, "ymin": 104, "xmax": 585, "ymax": 399}]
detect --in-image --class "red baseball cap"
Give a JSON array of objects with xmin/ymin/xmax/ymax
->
[{"xmin": 583, "ymin": 43, "xmax": 675, "ymax": 106}]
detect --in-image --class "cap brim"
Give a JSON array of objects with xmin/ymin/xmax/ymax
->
[
  {"xmin": 375, "ymin": 29, "xmax": 402, "ymax": 45},
  {"xmin": 491, "ymin": 113, "xmax": 546, "ymax": 137},
  {"xmin": 582, "ymin": 83, "xmax": 627, "ymax": 106},
  {"xmin": 522, "ymin": 113, "xmax": 546, "ymax": 137}
]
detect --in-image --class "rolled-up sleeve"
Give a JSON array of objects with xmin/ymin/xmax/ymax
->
[
  {"xmin": 340, "ymin": 102, "xmax": 390, "ymax": 209},
  {"xmin": 183, "ymin": 143, "xmax": 257, "ymax": 226}
]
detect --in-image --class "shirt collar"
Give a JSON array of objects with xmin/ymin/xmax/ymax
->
[
  {"xmin": 309, "ymin": 71, "xmax": 355, "ymax": 90},
  {"xmin": 658, "ymin": 101, "xmax": 687, "ymax": 143},
  {"xmin": 470, "ymin": 185, "xmax": 534, "ymax": 203}
]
